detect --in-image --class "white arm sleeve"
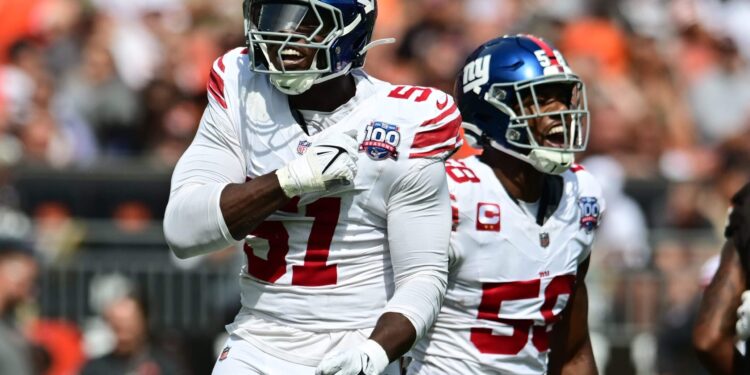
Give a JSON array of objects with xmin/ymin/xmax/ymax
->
[
  {"xmin": 163, "ymin": 100, "xmax": 246, "ymax": 259},
  {"xmin": 384, "ymin": 160, "xmax": 451, "ymax": 340}
]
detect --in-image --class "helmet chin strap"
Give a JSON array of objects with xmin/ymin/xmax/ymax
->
[
  {"xmin": 270, "ymin": 62, "xmax": 353, "ymax": 95},
  {"xmin": 488, "ymin": 139, "xmax": 574, "ymax": 175},
  {"xmin": 527, "ymin": 149, "xmax": 574, "ymax": 175},
  {"xmin": 270, "ymin": 73, "xmax": 320, "ymax": 95}
]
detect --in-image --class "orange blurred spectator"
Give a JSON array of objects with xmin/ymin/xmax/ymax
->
[
  {"xmin": 559, "ymin": 18, "xmax": 629, "ymax": 79},
  {"xmin": 28, "ymin": 320, "xmax": 86, "ymax": 375},
  {"xmin": 33, "ymin": 202, "xmax": 84, "ymax": 263},
  {"xmin": 0, "ymin": 0, "xmax": 43, "ymax": 63},
  {"xmin": 112, "ymin": 201, "xmax": 152, "ymax": 234}
]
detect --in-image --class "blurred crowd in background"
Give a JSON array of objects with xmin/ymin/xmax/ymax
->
[{"xmin": 1, "ymin": 0, "xmax": 749, "ymax": 374}]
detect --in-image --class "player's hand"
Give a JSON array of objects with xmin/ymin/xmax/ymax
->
[
  {"xmin": 736, "ymin": 290, "xmax": 750, "ymax": 340},
  {"xmin": 276, "ymin": 130, "xmax": 359, "ymax": 197},
  {"xmin": 315, "ymin": 339, "xmax": 389, "ymax": 375}
]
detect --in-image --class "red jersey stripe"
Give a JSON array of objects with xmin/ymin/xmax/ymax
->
[
  {"xmin": 409, "ymin": 137, "xmax": 461, "ymax": 158},
  {"xmin": 209, "ymin": 69, "xmax": 224, "ymax": 93},
  {"xmin": 208, "ymin": 81, "xmax": 227, "ymax": 108},
  {"xmin": 420, "ymin": 103, "xmax": 459, "ymax": 128},
  {"xmin": 207, "ymin": 65, "xmax": 227, "ymax": 108},
  {"xmin": 412, "ymin": 116, "xmax": 462, "ymax": 150},
  {"xmin": 570, "ymin": 164, "xmax": 585, "ymax": 173},
  {"xmin": 217, "ymin": 55, "xmax": 225, "ymax": 72}
]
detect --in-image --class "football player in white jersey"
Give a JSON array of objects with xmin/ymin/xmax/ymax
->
[
  {"xmin": 162, "ymin": 1, "xmax": 462, "ymax": 374},
  {"xmin": 408, "ymin": 35, "xmax": 604, "ymax": 374}
]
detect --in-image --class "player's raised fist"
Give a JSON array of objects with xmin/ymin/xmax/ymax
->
[{"xmin": 276, "ymin": 130, "xmax": 359, "ymax": 197}]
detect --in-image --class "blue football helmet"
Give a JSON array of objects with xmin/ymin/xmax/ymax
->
[
  {"xmin": 243, "ymin": 0, "xmax": 392, "ymax": 95},
  {"xmin": 456, "ymin": 34, "xmax": 589, "ymax": 174}
]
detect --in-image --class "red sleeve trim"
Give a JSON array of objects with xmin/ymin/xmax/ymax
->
[
  {"xmin": 411, "ymin": 115, "xmax": 462, "ymax": 150},
  {"xmin": 421, "ymin": 103, "xmax": 458, "ymax": 127},
  {"xmin": 208, "ymin": 86, "xmax": 227, "ymax": 109},
  {"xmin": 217, "ymin": 55, "xmax": 226, "ymax": 72},
  {"xmin": 409, "ymin": 137, "xmax": 461, "ymax": 158},
  {"xmin": 208, "ymin": 66, "xmax": 227, "ymax": 109},
  {"xmin": 209, "ymin": 69, "xmax": 225, "ymax": 93},
  {"xmin": 570, "ymin": 164, "xmax": 585, "ymax": 173}
]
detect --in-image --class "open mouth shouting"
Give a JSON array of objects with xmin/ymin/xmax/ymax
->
[
  {"xmin": 268, "ymin": 45, "xmax": 314, "ymax": 71},
  {"xmin": 279, "ymin": 48, "xmax": 306, "ymax": 64},
  {"xmin": 543, "ymin": 123, "xmax": 566, "ymax": 148}
]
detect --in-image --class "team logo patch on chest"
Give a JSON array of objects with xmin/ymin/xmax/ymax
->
[
  {"xmin": 359, "ymin": 122, "xmax": 401, "ymax": 161},
  {"xmin": 578, "ymin": 197, "xmax": 600, "ymax": 233},
  {"xmin": 297, "ymin": 140, "xmax": 312, "ymax": 155}
]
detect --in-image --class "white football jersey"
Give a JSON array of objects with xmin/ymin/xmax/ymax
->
[
  {"xmin": 410, "ymin": 156, "xmax": 605, "ymax": 374},
  {"xmin": 202, "ymin": 48, "xmax": 460, "ymax": 332}
]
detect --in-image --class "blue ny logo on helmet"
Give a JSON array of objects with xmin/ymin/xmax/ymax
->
[{"xmin": 455, "ymin": 34, "xmax": 590, "ymax": 175}]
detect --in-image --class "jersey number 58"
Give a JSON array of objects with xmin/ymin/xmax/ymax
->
[{"xmin": 471, "ymin": 275, "xmax": 576, "ymax": 355}]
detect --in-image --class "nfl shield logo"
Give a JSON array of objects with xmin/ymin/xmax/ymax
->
[
  {"xmin": 297, "ymin": 140, "xmax": 312, "ymax": 155},
  {"xmin": 539, "ymin": 232, "xmax": 550, "ymax": 248},
  {"xmin": 219, "ymin": 346, "xmax": 230, "ymax": 361}
]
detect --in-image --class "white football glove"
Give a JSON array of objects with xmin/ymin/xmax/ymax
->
[
  {"xmin": 736, "ymin": 290, "xmax": 750, "ymax": 340},
  {"xmin": 276, "ymin": 130, "xmax": 359, "ymax": 198},
  {"xmin": 315, "ymin": 339, "xmax": 390, "ymax": 375}
]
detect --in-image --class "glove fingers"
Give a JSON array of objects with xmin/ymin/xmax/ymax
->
[
  {"xmin": 316, "ymin": 356, "xmax": 352, "ymax": 375},
  {"xmin": 334, "ymin": 155, "xmax": 358, "ymax": 181},
  {"xmin": 346, "ymin": 158, "xmax": 358, "ymax": 177},
  {"xmin": 324, "ymin": 178, "xmax": 350, "ymax": 189},
  {"xmin": 343, "ymin": 137, "xmax": 359, "ymax": 155},
  {"xmin": 315, "ymin": 358, "xmax": 342, "ymax": 375}
]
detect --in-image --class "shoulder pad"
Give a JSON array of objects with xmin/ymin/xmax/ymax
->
[
  {"xmin": 207, "ymin": 47, "xmax": 252, "ymax": 109},
  {"xmin": 382, "ymin": 85, "xmax": 463, "ymax": 160}
]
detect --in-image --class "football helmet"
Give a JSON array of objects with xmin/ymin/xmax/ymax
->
[
  {"xmin": 243, "ymin": 0, "xmax": 392, "ymax": 95},
  {"xmin": 456, "ymin": 34, "xmax": 589, "ymax": 174}
]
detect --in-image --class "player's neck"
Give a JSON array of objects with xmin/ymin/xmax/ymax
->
[
  {"xmin": 288, "ymin": 74, "xmax": 357, "ymax": 112},
  {"xmin": 481, "ymin": 149, "xmax": 544, "ymax": 203}
]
